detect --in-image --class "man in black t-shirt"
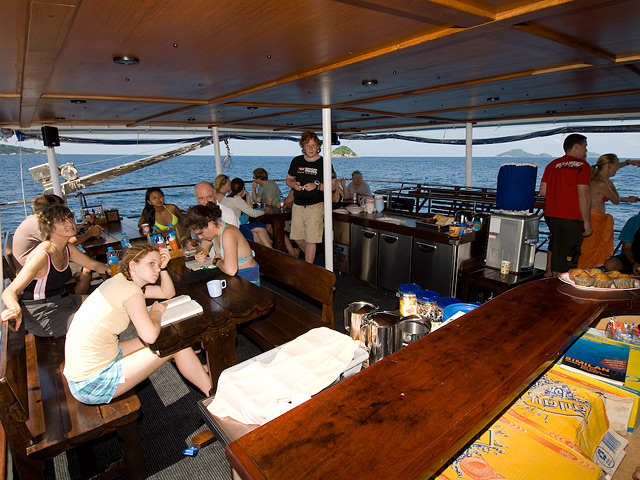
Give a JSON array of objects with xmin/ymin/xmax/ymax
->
[{"xmin": 286, "ymin": 131, "xmax": 326, "ymax": 264}]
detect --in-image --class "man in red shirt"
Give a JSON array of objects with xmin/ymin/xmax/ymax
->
[{"xmin": 539, "ymin": 134, "xmax": 592, "ymax": 276}]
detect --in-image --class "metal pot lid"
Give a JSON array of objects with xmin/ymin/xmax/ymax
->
[{"xmin": 363, "ymin": 311, "xmax": 400, "ymax": 327}]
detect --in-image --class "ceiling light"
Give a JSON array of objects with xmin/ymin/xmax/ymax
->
[
  {"xmin": 70, "ymin": 99, "xmax": 86, "ymax": 104},
  {"xmin": 247, "ymin": 106, "xmax": 258, "ymax": 110},
  {"xmin": 486, "ymin": 97, "xmax": 500, "ymax": 102},
  {"xmin": 113, "ymin": 55, "xmax": 140, "ymax": 65},
  {"xmin": 546, "ymin": 110, "xmax": 557, "ymax": 114},
  {"xmin": 361, "ymin": 79, "xmax": 377, "ymax": 87}
]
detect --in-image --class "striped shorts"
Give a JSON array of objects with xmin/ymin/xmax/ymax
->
[{"xmin": 67, "ymin": 346, "xmax": 123, "ymax": 405}]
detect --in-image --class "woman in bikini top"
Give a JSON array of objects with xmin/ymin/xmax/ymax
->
[
  {"xmin": 184, "ymin": 203, "xmax": 260, "ymax": 285},
  {"xmin": 138, "ymin": 187, "xmax": 187, "ymax": 240}
]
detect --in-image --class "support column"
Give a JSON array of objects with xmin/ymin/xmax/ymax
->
[
  {"xmin": 212, "ymin": 127, "xmax": 222, "ymax": 176},
  {"xmin": 46, "ymin": 147, "xmax": 63, "ymax": 197},
  {"xmin": 465, "ymin": 122, "xmax": 473, "ymax": 187},
  {"xmin": 322, "ymin": 109, "xmax": 334, "ymax": 272}
]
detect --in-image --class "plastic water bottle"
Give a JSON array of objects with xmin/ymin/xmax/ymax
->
[
  {"xmin": 120, "ymin": 232, "xmax": 131, "ymax": 248},
  {"xmin": 166, "ymin": 224, "xmax": 179, "ymax": 251},
  {"xmin": 106, "ymin": 247, "xmax": 118, "ymax": 276},
  {"xmin": 150, "ymin": 227, "xmax": 164, "ymax": 247}
]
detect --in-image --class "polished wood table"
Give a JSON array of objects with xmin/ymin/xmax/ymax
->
[
  {"xmin": 80, "ymin": 217, "xmax": 146, "ymax": 257},
  {"xmin": 458, "ymin": 266, "xmax": 546, "ymax": 302},
  {"xmin": 250, "ymin": 206, "xmax": 291, "ymax": 252},
  {"xmin": 225, "ymin": 278, "xmax": 640, "ymax": 479},
  {"xmin": 147, "ymin": 256, "xmax": 276, "ymax": 387}
]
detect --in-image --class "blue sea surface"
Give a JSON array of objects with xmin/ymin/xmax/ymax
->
[{"xmin": 2, "ymin": 153, "xmax": 640, "ymax": 241}]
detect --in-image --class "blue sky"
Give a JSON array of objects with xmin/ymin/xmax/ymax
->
[{"xmin": 5, "ymin": 120, "xmax": 640, "ymax": 158}]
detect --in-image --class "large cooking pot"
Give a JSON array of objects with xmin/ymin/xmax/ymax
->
[
  {"xmin": 344, "ymin": 301, "xmax": 378, "ymax": 341},
  {"xmin": 454, "ymin": 209, "xmax": 473, "ymax": 225},
  {"xmin": 360, "ymin": 311, "xmax": 401, "ymax": 364}
]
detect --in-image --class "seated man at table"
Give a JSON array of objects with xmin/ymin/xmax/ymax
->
[
  {"xmin": 188, "ymin": 181, "xmax": 239, "ymax": 254},
  {"xmin": 251, "ymin": 167, "xmax": 282, "ymax": 207},
  {"xmin": 12, "ymin": 194, "xmax": 105, "ymax": 293},
  {"xmin": 345, "ymin": 170, "xmax": 372, "ymax": 199},
  {"xmin": 604, "ymin": 210, "xmax": 640, "ymax": 274},
  {"xmin": 185, "ymin": 203, "xmax": 260, "ymax": 285}
]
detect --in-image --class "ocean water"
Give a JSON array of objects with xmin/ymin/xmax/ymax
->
[{"xmin": 2, "ymin": 153, "xmax": 640, "ymax": 241}]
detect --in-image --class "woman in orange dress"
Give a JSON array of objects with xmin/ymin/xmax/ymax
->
[{"xmin": 578, "ymin": 154, "xmax": 639, "ymax": 268}]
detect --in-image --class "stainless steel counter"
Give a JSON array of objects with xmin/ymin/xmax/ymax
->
[{"xmin": 333, "ymin": 211, "xmax": 486, "ymax": 296}]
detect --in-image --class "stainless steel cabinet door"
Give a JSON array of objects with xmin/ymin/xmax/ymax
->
[
  {"xmin": 377, "ymin": 230, "xmax": 412, "ymax": 291},
  {"xmin": 350, "ymin": 224, "xmax": 378, "ymax": 285},
  {"xmin": 411, "ymin": 239, "xmax": 455, "ymax": 297}
]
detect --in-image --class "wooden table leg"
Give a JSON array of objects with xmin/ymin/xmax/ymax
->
[
  {"xmin": 202, "ymin": 324, "xmax": 238, "ymax": 390},
  {"xmin": 271, "ymin": 218, "xmax": 286, "ymax": 252}
]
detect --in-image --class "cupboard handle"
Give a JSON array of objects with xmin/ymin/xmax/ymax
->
[{"xmin": 415, "ymin": 241, "xmax": 437, "ymax": 253}]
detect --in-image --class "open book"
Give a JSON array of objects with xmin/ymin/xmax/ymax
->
[{"xmin": 148, "ymin": 295, "xmax": 203, "ymax": 326}]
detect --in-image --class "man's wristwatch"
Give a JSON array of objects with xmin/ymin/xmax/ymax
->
[{"xmin": 314, "ymin": 180, "xmax": 320, "ymax": 189}]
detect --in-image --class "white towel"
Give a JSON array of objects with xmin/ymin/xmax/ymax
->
[{"xmin": 208, "ymin": 327, "xmax": 359, "ymax": 425}]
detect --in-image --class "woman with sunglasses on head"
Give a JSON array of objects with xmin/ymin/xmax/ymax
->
[
  {"xmin": 63, "ymin": 244, "xmax": 211, "ymax": 405},
  {"xmin": 1, "ymin": 205, "xmax": 109, "ymax": 338},
  {"xmin": 213, "ymin": 174, "xmax": 231, "ymax": 204}
]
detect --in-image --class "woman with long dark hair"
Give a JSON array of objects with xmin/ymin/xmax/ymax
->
[{"xmin": 138, "ymin": 187, "xmax": 187, "ymax": 241}]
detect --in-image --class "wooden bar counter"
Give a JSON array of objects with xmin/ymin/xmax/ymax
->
[{"xmin": 226, "ymin": 278, "xmax": 640, "ymax": 479}]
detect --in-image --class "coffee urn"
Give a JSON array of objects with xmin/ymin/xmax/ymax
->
[{"xmin": 485, "ymin": 212, "xmax": 539, "ymax": 273}]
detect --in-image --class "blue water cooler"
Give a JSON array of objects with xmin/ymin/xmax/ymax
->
[{"xmin": 485, "ymin": 163, "xmax": 539, "ymax": 273}]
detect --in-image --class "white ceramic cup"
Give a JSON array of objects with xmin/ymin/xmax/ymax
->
[{"xmin": 207, "ymin": 279, "xmax": 227, "ymax": 298}]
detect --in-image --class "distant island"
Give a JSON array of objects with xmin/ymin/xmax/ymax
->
[
  {"xmin": 497, "ymin": 148, "xmax": 602, "ymax": 159},
  {"xmin": 497, "ymin": 149, "xmax": 551, "ymax": 157},
  {"xmin": 0, "ymin": 144, "xmax": 45, "ymax": 154},
  {"xmin": 332, "ymin": 146, "xmax": 358, "ymax": 157}
]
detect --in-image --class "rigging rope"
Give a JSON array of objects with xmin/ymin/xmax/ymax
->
[
  {"xmin": 223, "ymin": 139, "xmax": 232, "ymax": 169},
  {"xmin": 19, "ymin": 144, "xmax": 28, "ymax": 218}
]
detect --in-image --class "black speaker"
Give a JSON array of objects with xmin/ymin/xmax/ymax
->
[
  {"xmin": 331, "ymin": 132, "xmax": 340, "ymax": 145},
  {"xmin": 41, "ymin": 126, "xmax": 60, "ymax": 147}
]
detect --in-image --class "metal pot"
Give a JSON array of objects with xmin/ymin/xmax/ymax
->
[
  {"xmin": 344, "ymin": 301, "xmax": 378, "ymax": 341},
  {"xmin": 360, "ymin": 311, "xmax": 401, "ymax": 364},
  {"xmin": 454, "ymin": 209, "xmax": 473, "ymax": 225},
  {"xmin": 397, "ymin": 315, "xmax": 431, "ymax": 347}
]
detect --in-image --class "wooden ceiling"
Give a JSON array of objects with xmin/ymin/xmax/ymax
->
[{"xmin": 2, "ymin": 0, "xmax": 640, "ymax": 135}]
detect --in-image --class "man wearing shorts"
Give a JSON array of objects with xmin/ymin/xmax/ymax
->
[
  {"xmin": 539, "ymin": 134, "xmax": 592, "ymax": 276},
  {"xmin": 604, "ymin": 211, "xmax": 640, "ymax": 274},
  {"xmin": 286, "ymin": 131, "xmax": 326, "ymax": 264}
]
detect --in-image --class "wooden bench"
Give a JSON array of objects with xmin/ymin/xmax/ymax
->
[
  {"xmin": 0, "ymin": 320, "xmax": 146, "ymax": 479},
  {"xmin": 240, "ymin": 241, "xmax": 336, "ymax": 350}
]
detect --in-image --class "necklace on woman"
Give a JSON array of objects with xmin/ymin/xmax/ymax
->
[{"xmin": 50, "ymin": 241, "xmax": 67, "ymax": 261}]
